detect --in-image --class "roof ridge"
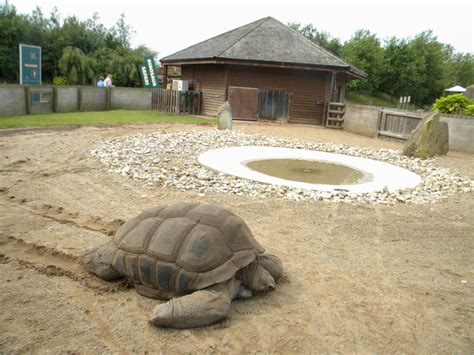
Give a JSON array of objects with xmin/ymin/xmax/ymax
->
[
  {"xmin": 161, "ymin": 17, "xmax": 268, "ymax": 61},
  {"xmin": 216, "ymin": 17, "xmax": 270, "ymax": 58}
]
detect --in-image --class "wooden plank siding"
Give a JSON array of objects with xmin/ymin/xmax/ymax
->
[
  {"xmin": 182, "ymin": 63, "xmax": 340, "ymax": 125},
  {"xmin": 181, "ymin": 64, "xmax": 226, "ymax": 117}
]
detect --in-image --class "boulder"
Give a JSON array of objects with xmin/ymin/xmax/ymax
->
[
  {"xmin": 217, "ymin": 101, "xmax": 232, "ymax": 130},
  {"xmin": 403, "ymin": 110, "xmax": 449, "ymax": 158}
]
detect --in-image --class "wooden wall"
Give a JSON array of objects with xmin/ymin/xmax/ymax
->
[
  {"xmin": 182, "ymin": 63, "xmax": 344, "ymax": 125},
  {"xmin": 181, "ymin": 64, "xmax": 226, "ymax": 116}
]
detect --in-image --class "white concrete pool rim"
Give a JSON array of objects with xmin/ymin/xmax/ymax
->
[{"xmin": 198, "ymin": 146, "xmax": 422, "ymax": 193}]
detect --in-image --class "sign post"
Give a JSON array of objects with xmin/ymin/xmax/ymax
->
[{"xmin": 19, "ymin": 44, "xmax": 41, "ymax": 85}]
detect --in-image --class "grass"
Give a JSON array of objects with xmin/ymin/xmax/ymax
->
[
  {"xmin": 0, "ymin": 110, "xmax": 215, "ymax": 129},
  {"xmin": 346, "ymin": 91, "xmax": 418, "ymax": 110}
]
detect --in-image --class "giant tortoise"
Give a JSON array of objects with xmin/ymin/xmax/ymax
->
[{"xmin": 82, "ymin": 202, "xmax": 283, "ymax": 328}]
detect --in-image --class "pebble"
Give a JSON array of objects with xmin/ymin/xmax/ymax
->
[{"xmin": 91, "ymin": 130, "xmax": 473, "ymax": 205}]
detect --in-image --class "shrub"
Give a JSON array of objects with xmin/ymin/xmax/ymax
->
[
  {"xmin": 432, "ymin": 94, "xmax": 473, "ymax": 115},
  {"xmin": 463, "ymin": 104, "xmax": 474, "ymax": 116},
  {"xmin": 53, "ymin": 76, "xmax": 68, "ymax": 85}
]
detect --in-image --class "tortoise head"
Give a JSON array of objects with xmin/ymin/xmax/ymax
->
[
  {"xmin": 257, "ymin": 253, "xmax": 283, "ymax": 282},
  {"xmin": 82, "ymin": 244, "xmax": 121, "ymax": 281}
]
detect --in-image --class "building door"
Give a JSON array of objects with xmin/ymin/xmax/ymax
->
[{"xmin": 228, "ymin": 86, "xmax": 258, "ymax": 121}]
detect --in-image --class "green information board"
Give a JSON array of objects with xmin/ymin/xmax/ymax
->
[
  {"xmin": 143, "ymin": 56, "xmax": 160, "ymax": 88},
  {"xmin": 139, "ymin": 64, "xmax": 152, "ymax": 88},
  {"xmin": 20, "ymin": 44, "xmax": 41, "ymax": 85}
]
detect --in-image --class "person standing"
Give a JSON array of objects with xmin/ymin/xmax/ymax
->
[
  {"xmin": 104, "ymin": 74, "xmax": 114, "ymax": 87},
  {"xmin": 96, "ymin": 76, "xmax": 105, "ymax": 87}
]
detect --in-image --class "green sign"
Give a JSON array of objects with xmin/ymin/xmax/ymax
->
[
  {"xmin": 143, "ymin": 56, "xmax": 160, "ymax": 88},
  {"xmin": 20, "ymin": 44, "xmax": 41, "ymax": 85},
  {"xmin": 139, "ymin": 64, "xmax": 152, "ymax": 88}
]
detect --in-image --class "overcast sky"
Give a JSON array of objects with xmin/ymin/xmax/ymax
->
[{"xmin": 10, "ymin": 0, "xmax": 474, "ymax": 60}]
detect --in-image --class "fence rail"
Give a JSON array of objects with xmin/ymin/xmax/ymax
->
[
  {"xmin": 378, "ymin": 109, "xmax": 422, "ymax": 140},
  {"xmin": 151, "ymin": 89, "xmax": 201, "ymax": 115}
]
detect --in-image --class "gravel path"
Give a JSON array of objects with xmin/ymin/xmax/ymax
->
[{"xmin": 92, "ymin": 129, "xmax": 472, "ymax": 205}]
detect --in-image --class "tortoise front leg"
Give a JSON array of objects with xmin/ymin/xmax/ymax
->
[{"xmin": 150, "ymin": 278, "xmax": 241, "ymax": 328}]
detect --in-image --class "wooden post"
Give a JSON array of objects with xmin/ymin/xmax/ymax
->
[
  {"xmin": 163, "ymin": 65, "xmax": 168, "ymax": 89},
  {"xmin": 175, "ymin": 90, "xmax": 180, "ymax": 115}
]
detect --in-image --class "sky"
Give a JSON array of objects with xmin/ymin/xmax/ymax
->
[{"xmin": 9, "ymin": 0, "xmax": 474, "ymax": 60}]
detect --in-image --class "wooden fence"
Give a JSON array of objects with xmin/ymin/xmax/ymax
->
[
  {"xmin": 378, "ymin": 109, "xmax": 422, "ymax": 140},
  {"xmin": 151, "ymin": 89, "xmax": 201, "ymax": 115},
  {"xmin": 326, "ymin": 102, "xmax": 345, "ymax": 129}
]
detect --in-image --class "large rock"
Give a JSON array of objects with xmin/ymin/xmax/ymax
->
[
  {"xmin": 217, "ymin": 101, "xmax": 232, "ymax": 130},
  {"xmin": 403, "ymin": 110, "xmax": 449, "ymax": 158}
]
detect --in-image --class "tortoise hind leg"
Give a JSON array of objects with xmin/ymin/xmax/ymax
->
[{"xmin": 150, "ymin": 278, "xmax": 241, "ymax": 328}]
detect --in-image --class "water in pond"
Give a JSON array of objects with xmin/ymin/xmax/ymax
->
[{"xmin": 245, "ymin": 159, "xmax": 373, "ymax": 185}]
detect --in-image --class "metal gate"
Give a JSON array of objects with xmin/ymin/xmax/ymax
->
[{"xmin": 228, "ymin": 86, "xmax": 259, "ymax": 120}]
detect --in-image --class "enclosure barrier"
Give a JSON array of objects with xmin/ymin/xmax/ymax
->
[
  {"xmin": 151, "ymin": 88, "xmax": 201, "ymax": 115},
  {"xmin": 326, "ymin": 102, "xmax": 345, "ymax": 129},
  {"xmin": 377, "ymin": 109, "xmax": 422, "ymax": 140}
]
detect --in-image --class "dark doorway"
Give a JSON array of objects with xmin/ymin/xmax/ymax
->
[{"xmin": 258, "ymin": 89, "xmax": 290, "ymax": 120}]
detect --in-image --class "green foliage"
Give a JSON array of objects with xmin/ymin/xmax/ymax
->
[
  {"xmin": 432, "ymin": 94, "xmax": 473, "ymax": 114},
  {"xmin": 288, "ymin": 22, "xmax": 342, "ymax": 55},
  {"xmin": 58, "ymin": 46, "xmax": 95, "ymax": 85},
  {"xmin": 342, "ymin": 30, "xmax": 385, "ymax": 95},
  {"xmin": 0, "ymin": 3, "xmax": 157, "ymax": 86},
  {"xmin": 52, "ymin": 76, "xmax": 68, "ymax": 85},
  {"xmin": 290, "ymin": 22, "xmax": 472, "ymax": 107},
  {"xmin": 463, "ymin": 105, "xmax": 474, "ymax": 116}
]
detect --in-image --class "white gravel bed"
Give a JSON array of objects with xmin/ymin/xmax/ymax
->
[{"xmin": 91, "ymin": 130, "xmax": 473, "ymax": 205}]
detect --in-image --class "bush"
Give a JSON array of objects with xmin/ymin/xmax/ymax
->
[
  {"xmin": 53, "ymin": 76, "xmax": 68, "ymax": 85},
  {"xmin": 463, "ymin": 104, "xmax": 474, "ymax": 116},
  {"xmin": 432, "ymin": 94, "xmax": 473, "ymax": 115}
]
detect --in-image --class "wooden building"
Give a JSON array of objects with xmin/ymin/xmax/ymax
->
[{"xmin": 161, "ymin": 17, "xmax": 365, "ymax": 125}]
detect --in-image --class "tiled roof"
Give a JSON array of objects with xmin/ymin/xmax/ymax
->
[{"xmin": 161, "ymin": 17, "xmax": 366, "ymax": 78}]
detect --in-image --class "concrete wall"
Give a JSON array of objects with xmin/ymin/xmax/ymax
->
[
  {"xmin": 0, "ymin": 85, "xmax": 27, "ymax": 116},
  {"xmin": 80, "ymin": 87, "xmax": 107, "ymax": 111},
  {"xmin": 56, "ymin": 87, "xmax": 79, "ymax": 113},
  {"xmin": 111, "ymin": 87, "xmax": 151, "ymax": 110},
  {"xmin": 344, "ymin": 103, "xmax": 474, "ymax": 153},
  {"xmin": 29, "ymin": 87, "xmax": 54, "ymax": 114},
  {"xmin": 440, "ymin": 115, "xmax": 474, "ymax": 153},
  {"xmin": 0, "ymin": 85, "xmax": 154, "ymax": 116},
  {"xmin": 344, "ymin": 104, "xmax": 380, "ymax": 137}
]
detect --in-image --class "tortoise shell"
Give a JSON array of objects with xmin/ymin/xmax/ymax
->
[{"xmin": 99, "ymin": 203, "xmax": 265, "ymax": 296}]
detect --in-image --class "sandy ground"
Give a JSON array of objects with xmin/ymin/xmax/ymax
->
[{"xmin": 0, "ymin": 122, "xmax": 473, "ymax": 353}]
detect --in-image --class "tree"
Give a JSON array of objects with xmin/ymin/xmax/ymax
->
[
  {"xmin": 379, "ymin": 37, "xmax": 419, "ymax": 101},
  {"xmin": 341, "ymin": 30, "xmax": 384, "ymax": 94},
  {"xmin": 407, "ymin": 31, "xmax": 452, "ymax": 105},
  {"xmin": 446, "ymin": 52, "xmax": 474, "ymax": 88},
  {"xmin": 288, "ymin": 22, "xmax": 342, "ymax": 56},
  {"xmin": 58, "ymin": 46, "xmax": 95, "ymax": 84}
]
